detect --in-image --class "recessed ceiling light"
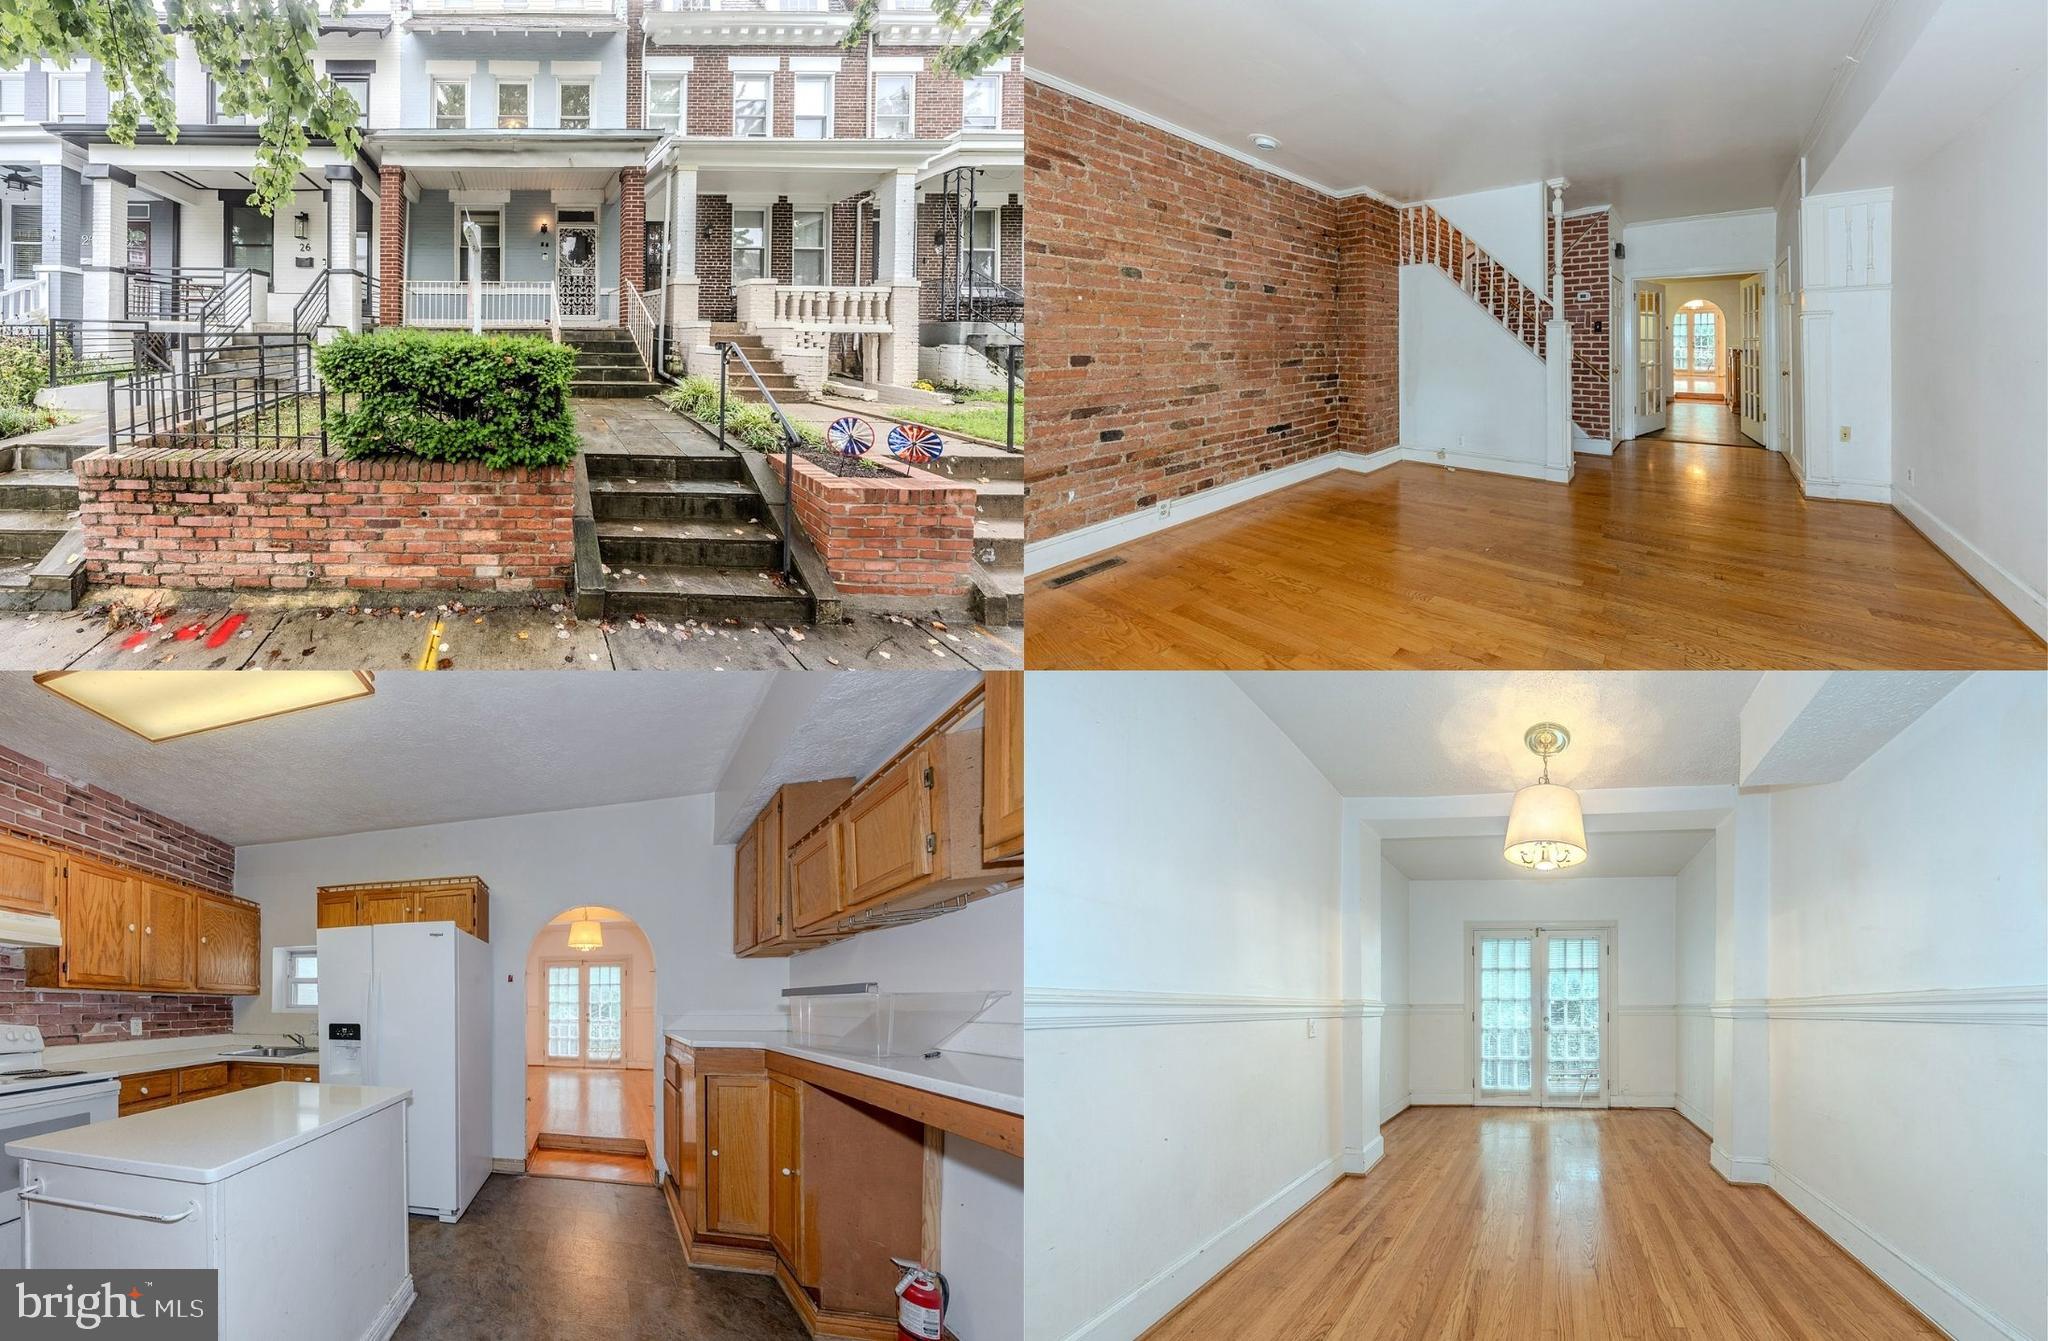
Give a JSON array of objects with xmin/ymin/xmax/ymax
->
[
  {"xmin": 35, "ymin": 670, "xmax": 376, "ymax": 743},
  {"xmin": 1249, "ymin": 133, "xmax": 1280, "ymax": 152}
]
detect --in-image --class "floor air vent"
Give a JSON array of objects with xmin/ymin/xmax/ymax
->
[{"xmin": 1045, "ymin": 556, "xmax": 1126, "ymax": 588}]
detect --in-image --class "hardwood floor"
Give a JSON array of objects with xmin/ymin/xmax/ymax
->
[
  {"xmin": 526, "ymin": 1147, "xmax": 655, "ymax": 1185},
  {"xmin": 1145, "ymin": 1108, "xmax": 1942, "ymax": 1341},
  {"xmin": 1026, "ymin": 445, "xmax": 2046, "ymax": 669},
  {"xmin": 525, "ymin": 1065, "xmax": 655, "ymax": 1184},
  {"xmin": 1646, "ymin": 401, "xmax": 1762, "ymax": 448}
]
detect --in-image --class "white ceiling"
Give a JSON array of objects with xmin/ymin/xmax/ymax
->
[
  {"xmin": 1029, "ymin": 0, "xmax": 1883, "ymax": 219},
  {"xmin": 0, "ymin": 672, "xmax": 779, "ymax": 847},
  {"xmin": 1382, "ymin": 829, "xmax": 1714, "ymax": 882},
  {"xmin": 1230, "ymin": 671, "xmax": 1765, "ymax": 795}
]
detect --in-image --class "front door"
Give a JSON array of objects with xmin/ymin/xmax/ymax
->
[
  {"xmin": 555, "ymin": 210, "xmax": 598, "ymax": 321},
  {"xmin": 1473, "ymin": 927, "xmax": 1611, "ymax": 1108},
  {"xmin": 544, "ymin": 960, "xmax": 625, "ymax": 1065}
]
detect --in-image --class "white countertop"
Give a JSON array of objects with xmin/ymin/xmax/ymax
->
[
  {"xmin": 44, "ymin": 1036, "xmax": 321, "ymax": 1079},
  {"xmin": 6, "ymin": 1083, "xmax": 409, "ymax": 1184},
  {"xmin": 664, "ymin": 1029, "xmax": 1021, "ymax": 1115}
]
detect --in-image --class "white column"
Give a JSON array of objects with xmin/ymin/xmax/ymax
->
[
  {"xmin": 664, "ymin": 163, "xmax": 700, "ymax": 336},
  {"xmin": 1544, "ymin": 177, "xmax": 1574, "ymax": 481},
  {"xmin": 1710, "ymin": 794, "xmax": 1772, "ymax": 1184},
  {"xmin": 1340, "ymin": 808, "xmax": 1387, "ymax": 1176},
  {"xmin": 326, "ymin": 167, "xmax": 362, "ymax": 335},
  {"xmin": 82, "ymin": 166, "xmax": 132, "ymax": 325},
  {"xmin": 875, "ymin": 168, "xmax": 921, "ymax": 386}
]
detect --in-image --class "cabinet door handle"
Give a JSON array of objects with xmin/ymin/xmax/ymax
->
[
  {"xmin": 137, "ymin": 1085, "xmax": 150, "ymax": 1096},
  {"xmin": 199, "ymin": 936, "xmax": 208, "ymax": 944},
  {"xmin": 144, "ymin": 926, "xmax": 153, "ymax": 936},
  {"xmin": 781, "ymin": 1167, "xmax": 792, "ymax": 1177},
  {"xmin": 127, "ymin": 923, "xmax": 137, "ymax": 932},
  {"xmin": 710, "ymin": 1149, "xmax": 719, "ymax": 1158}
]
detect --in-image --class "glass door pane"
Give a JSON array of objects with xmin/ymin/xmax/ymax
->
[
  {"xmin": 1476, "ymin": 934, "xmax": 1534, "ymax": 1099},
  {"xmin": 585, "ymin": 963, "xmax": 623, "ymax": 1064},
  {"xmin": 1543, "ymin": 936, "xmax": 1603, "ymax": 1103},
  {"xmin": 545, "ymin": 965, "xmax": 580, "ymax": 1061}
]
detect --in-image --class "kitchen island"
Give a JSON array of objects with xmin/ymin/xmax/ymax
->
[{"xmin": 7, "ymin": 1083, "xmax": 414, "ymax": 1341}]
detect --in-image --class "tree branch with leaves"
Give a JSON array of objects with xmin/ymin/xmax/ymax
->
[{"xmin": 841, "ymin": 0, "xmax": 1020, "ymax": 78}]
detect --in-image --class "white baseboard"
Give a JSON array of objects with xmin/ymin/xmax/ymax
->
[
  {"xmin": 1610, "ymin": 1093, "xmax": 1676, "ymax": 1108},
  {"xmin": 1407, "ymin": 1089, "xmax": 1477, "ymax": 1106},
  {"xmin": 1770, "ymin": 1162, "xmax": 2032, "ymax": 1341},
  {"xmin": 1802, "ymin": 477, "xmax": 1893, "ymax": 504},
  {"xmin": 1573, "ymin": 439, "xmax": 1615, "ymax": 457},
  {"xmin": 1709, "ymin": 1144, "xmax": 1772, "ymax": 1185},
  {"xmin": 1023, "ymin": 446, "xmax": 1401, "ymax": 576},
  {"xmin": 1340, "ymin": 1133, "xmax": 1385, "ymax": 1176},
  {"xmin": 1893, "ymin": 487, "xmax": 2048, "ymax": 641},
  {"xmin": 1062, "ymin": 1156, "xmax": 1344, "ymax": 1341},
  {"xmin": 1379, "ymin": 1094, "xmax": 1411, "ymax": 1123},
  {"xmin": 362, "ymin": 1275, "xmax": 417, "ymax": 1341},
  {"xmin": 1674, "ymin": 1095, "xmax": 1713, "ymax": 1138},
  {"xmin": 1400, "ymin": 445, "xmax": 1569, "ymax": 483}
]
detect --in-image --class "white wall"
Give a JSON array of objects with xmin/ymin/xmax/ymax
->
[
  {"xmin": 1026, "ymin": 672, "xmax": 1343, "ymax": 1341},
  {"xmin": 1404, "ymin": 877, "xmax": 1678, "ymax": 1107},
  {"xmin": 1890, "ymin": 67, "xmax": 2048, "ymax": 638},
  {"xmin": 1673, "ymin": 841, "xmax": 1715, "ymax": 1137},
  {"xmin": 1763, "ymin": 672, "xmax": 2046, "ymax": 1341},
  {"xmin": 1399, "ymin": 264, "xmax": 1552, "ymax": 477},
  {"xmin": 232, "ymin": 795, "xmax": 788, "ymax": 1164},
  {"xmin": 1429, "ymin": 182, "xmax": 1547, "ymax": 293},
  {"xmin": 1378, "ymin": 859, "xmax": 1409, "ymax": 1122},
  {"xmin": 524, "ymin": 917, "xmax": 657, "ymax": 1070},
  {"xmin": 1797, "ymin": 188, "xmax": 1894, "ymax": 497}
]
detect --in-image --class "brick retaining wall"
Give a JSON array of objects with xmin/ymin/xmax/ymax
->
[
  {"xmin": 76, "ymin": 448, "xmax": 575, "ymax": 595},
  {"xmin": 769, "ymin": 454, "xmax": 976, "ymax": 597}
]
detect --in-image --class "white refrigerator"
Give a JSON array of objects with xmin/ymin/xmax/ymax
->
[{"xmin": 318, "ymin": 922, "xmax": 492, "ymax": 1223}]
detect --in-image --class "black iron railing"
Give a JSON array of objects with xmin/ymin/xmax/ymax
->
[
  {"xmin": 0, "ymin": 318, "xmax": 161, "ymax": 386},
  {"xmin": 715, "ymin": 340, "xmax": 806, "ymax": 583},
  {"xmin": 108, "ymin": 330, "xmax": 342, "ymax": 457}
]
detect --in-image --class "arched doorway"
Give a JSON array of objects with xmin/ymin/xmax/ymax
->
[
  {"xmin": 523, "ymin": 906, "xmax": 659, "ymax": 1184},
  {"xmin": 1670, "ymin": 298, "xmax": 1729, "ymax": 402}
]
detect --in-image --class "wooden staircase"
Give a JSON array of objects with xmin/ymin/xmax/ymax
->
[{"xmin": 1400, "ymin": 203, "xmax": 1555, "ymax": 358}]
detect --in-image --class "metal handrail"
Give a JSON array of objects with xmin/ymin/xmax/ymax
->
[
  {"xmin": 716, "ymin": 339, "xmax": 806, "ymax": 583},
  {"xmin": 623, "ymin": 281, "xmax": 659, "ymax": 379}
]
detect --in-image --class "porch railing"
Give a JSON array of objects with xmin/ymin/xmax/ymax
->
[
  {"xmin": 123, "ymin": 268, "xmax": 261, "ymax": 325},
  {"xmin": 402, "ymin": 280, "xmax": 558, "ymax": 333},
  {"xmin": 109, "ymin": 330, "xmax": 343, "ymax": 456},
  {"xmin": 0, "ymin": 318, "xmax": 161, "ymax": 387},
  {"xmin": 0, "ymin": 277, "xmax": 48, "ymax": 324},
  {"xmin": 624, "ymin": 281, "xmax": 658, "ymax": 379},
  {"xmin": 769, "ymin": 285, "xmax": 894, "ymax": 331}
]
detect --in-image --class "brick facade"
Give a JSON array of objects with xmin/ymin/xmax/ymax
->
[
  {"xmin": 768, "ymin": 455, "xmax": 976, "ymax": 597},
  {"xmin": 378, "ymin": 165, "xmax": 406, "ymax": 327},
  {"xmin": 620, "ymin": 166, "xmax": 646, "ymax": 325},
  {"xmin": 76, "ymin": 450, "xmax": 576, "ymax": 596},
  {"xmin": 0, "ymin": 744, "xmax": 238, "ymax": 1044},
  {"xmin": 1558, "ymin": 210, "xmax": 1612, "ymax": 439},
  {"xmin": 1025, "ymin": 81, "xmax": 1360, "ymax": 541}
]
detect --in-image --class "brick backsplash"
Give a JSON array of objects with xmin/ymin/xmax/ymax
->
[{"xmin": 0, "ymin": 742, "xmax": 237, "ymax": 1041}]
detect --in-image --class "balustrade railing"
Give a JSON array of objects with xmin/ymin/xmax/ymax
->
[
  {"xmin": 770, "ymin": 285, "xmax": 893, "ymax": 330},
  {"xmin": 1399, "ymin": 204, "xmax": 1553, "ymax": 359},
  {"xmin": 624, "ymin": 281, "xmax": 659, "ymax": 378},
  {"xmin": 0, "ymin": 278, "xmax": 48, "ymax": 323},
  {"xmin": 402, "ymin": 280, "xmax": 557, "ymax": 331}
]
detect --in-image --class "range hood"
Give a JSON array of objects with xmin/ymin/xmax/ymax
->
[{"xmin": 0, "ymin": 909, "xmax": 61, "ymax": 948}]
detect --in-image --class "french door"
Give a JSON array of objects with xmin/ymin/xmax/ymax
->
[
  {"xmin": 1633, "ymin": 286, "xmax": 1667, "ymax": 434},
  {"xmin": 544, "ymin": 960, "xmax": 625, "ymax": 1066},
  {"xmin": 1472, "ymin": 927, "xmax": 1611, "ymax": 1107},
  {"xmin": 1739, "ymin": 277, "xmax": 1767, "ymax": 440}
]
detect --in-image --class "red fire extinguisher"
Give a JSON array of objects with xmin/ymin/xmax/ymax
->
[{"xmin": 892, "ymin": 1257, "xmax": 948, "ymax": 1341}]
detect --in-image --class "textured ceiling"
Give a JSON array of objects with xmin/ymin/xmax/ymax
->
[
  {"xmin": 1030, "ymin": 0, "xmax": 1881, "ymax": 220},
  {"xmin": 1231, "ymin": 671, "xmax": 1765, "ymax": 795},
  {"xmin": 1382, "ymin": 829, "xmax": 1715, "ymax": 882},
  {"xmin": 0, "ymin": 672, "xmax": 776, "ymax": 846}
]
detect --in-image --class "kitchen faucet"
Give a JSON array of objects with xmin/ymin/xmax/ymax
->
[{"xmin": 286, "ymin": 1033, "xmax": 309, "ymax": 1050}]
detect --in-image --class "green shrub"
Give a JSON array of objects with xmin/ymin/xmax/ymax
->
[
  {"xmin": 659, "ymin": 376, "xmax": 822, "ymax": 454},
  {"xmin": 313, "ymin": 328, "xmax": 580, "ymax": 469},
  {"xmin": 0, "ymin": 336, "xmax": 47, "ymax": 408},
  {"xmin": 0, "ymin": 404, "xmax": 58, "ymax": 440}
]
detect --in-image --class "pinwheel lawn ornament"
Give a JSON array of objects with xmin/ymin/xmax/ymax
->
[
  {"xmin": 887, "ymin": 422, "xmax": 945, "ymax": 466},
  {"xmin": 827, "ymin": 416, "xmax": 875, "ymax": 458}
]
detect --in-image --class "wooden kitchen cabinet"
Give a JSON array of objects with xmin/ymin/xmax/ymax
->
[
  {"xmin": 0, "ymin": 831, "xmax": 62, "ymax": 916},
  {"xmin": 54, "ymin": 855, "xmax": 141, "ymax": 989},
  {"xmin": 194, "ymin": 894, "xmax": 260, "ymax": 995},
  {"xmin": 662, "ymin": 1063, "xmax": 682, "ymax": 1193},
  {"xmin": 176, "ymin": 1063, "xmax": 229, "ymax": 1102},
  {"xmin": 137, "ymin": 880, "xmax": 195, "ymax": 991},
  {"xmin": 733, "ymin": 778, "xmax": 854, "ymax": 959},
  {"xmin": 787, "ymin": 823, "xmax": 840, "ymax": 935},
  {"xmin": 768, "ymin": 1077, "xmax": 803, "ymax": 1271},
  {"xmin": 840, "ymin": 747, "xmax": 934, "ymax": 906},
  {"xmin": 732, "ymin": 819, "xmax": 761, "ymax": 955},
  {"xmin": 704, "ymin": 1075, "xmax": 772, "ymax": 1238},
  {"xmin": 315, "ymin": 877, "xmax": 490, "ymax": 940},
  {"xmin": 982, "ymin": 670, "xmax": 1024, "ymax": 863},
  {"xmin": 229, "ymin": 1061, "xmax": 318, "ymax": 1090},
  {"xmin": 119, "ymin": 1069, "xmax": 176, "ymax": 1114}
]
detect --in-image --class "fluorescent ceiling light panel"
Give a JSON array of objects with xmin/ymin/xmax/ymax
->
[{"xmin": 34, "ymin": 671, "xmax": 375, "ymax": 743}]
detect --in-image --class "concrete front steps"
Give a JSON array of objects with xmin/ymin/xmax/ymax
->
[
  {"xmin": 558, "ymin": 327, "xmax": 664, "ymax": 400},
  {"xmin": 706, "ymin": 324, "xmax": 805, "ymax": 403},
  {"xmin": 585, "ymin": 450, "xmax": 813, "ymax": 624},
  {"xmin": 0, "ymin": 437, "xmax": 89, "ymax": 610}
]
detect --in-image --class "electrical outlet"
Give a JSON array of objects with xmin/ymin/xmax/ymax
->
[
  {"xmin": 1305, "ymin": 1018, "xmax": 1317, "ymax": 1039},
  {"xmin": 128, "ymin": 1017, "xmax": 141, "ymax": 1036},
  {"xmin": 1838, "ymin": 425, "xmax": 1851, "ymax": 442},
  {"xmin": 1905, "ymin": 467, "xmax": 1915, "ymax": 485}
]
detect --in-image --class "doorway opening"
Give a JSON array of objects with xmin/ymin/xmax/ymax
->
[
  {"xmin": 523, "ymin": 905, "xmax": 657, "ymax": 1184},
  {"xmin": 1630, "ymin": 273, "xmax": 1768, "ymax": 450}
]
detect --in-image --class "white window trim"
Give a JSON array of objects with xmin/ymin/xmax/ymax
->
[
  {"xmin": 969, "ymin": 206, "xmax": 999, "ymax": 286},
  {"xmin": 730, "ymin": 206, "xmax": 767, "ymax": 289},
  {"xmin": 556, "ymin": 79, "xmax": 594, "ymax": 130},
  {"xmin": 431, "ymin": 77, "xmax": 470, "ymax": 130},
  {"xmin": 0, "ymin": 72, "xmax": 27, "ymax": 124},
  {"xmin": 733, "ymin": 72, "xmax": 773, "ymax": 138},
  {"xmin": 792, "ymin": 72, "xmax": 833, "ymax": 140},
  {"xmin": 51, "ymin": 73, "xmax": 88, "ymax": 122},
  {"xmin": 872, "ymin": 71, "xmax": 914, "ymax": 139},
  {"xmin": 455, "ymin": 206, "xmax": 504, "ymax": 283},
  {"xmin": 273, "ymin": 945, "xmax": 318, "ymax": 1016},
  {"xmin": 645, "ymin": 72, "xmax": 686, "ymax": 134},
  {"xmin": 792, "ymin": 207, "xmax": 831, "ymax": 286},
  {"xmin": 495, "ymin": 78, "xmax": 532, "ymax": 129},
  {"xmin": 961, "ymin": 73, "xmax": 1001, "ymax": 130}
]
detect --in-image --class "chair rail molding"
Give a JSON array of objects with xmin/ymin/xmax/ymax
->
[
  {"xmin": 1025, "ymin": 988, "xmax": 1387, "ymax": 1030},
  {"xmin": 1714, "ymin": 986, "xmax": 2045, "ymax": 1026}
]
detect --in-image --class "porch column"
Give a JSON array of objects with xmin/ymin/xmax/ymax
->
[
  {"xmin": 36, "ymin": 164, "xmax": 84, "ymax": 320},
  {"xmin": 378, "ymin": 165, "xmax": 406, "ymax": 328},
  {"xmin": 82, "ymin": 164, "xmax": 133, "ymax": 325},
  {"xmin": 873, "ymin": 168, "xmax": 920, "ymax": 387},
  {"xmin": 619, "ymin": 167, "xmax": 646, "ymax": 328},
  {"xmin": 325, "ymin": 165, "xmax": 362, "ymax": 335},
  {"xmin": 664, "ymin": 164, "xmax": 699, "ymax": 328}
]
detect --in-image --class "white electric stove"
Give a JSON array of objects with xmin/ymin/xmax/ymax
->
[{"xmin": 0, "ymin": 1025, "xmax": 120, "ymax": 1268}]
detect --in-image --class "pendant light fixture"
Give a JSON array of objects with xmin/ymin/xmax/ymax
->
[
  {"xmin": 566, "ymin": 907, "xmax": 604, "ymax": 952},
  {"xmin": 1503, "ymin": 722, "xmax": 1587, "ymax": 872}
]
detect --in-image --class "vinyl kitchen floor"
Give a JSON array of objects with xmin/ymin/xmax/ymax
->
[{"xmin": 396, "ymin": 1173, "xmax": 806, "ymax": 1340}]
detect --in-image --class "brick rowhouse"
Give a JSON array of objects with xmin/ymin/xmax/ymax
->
[
  {"xmin": 0, "ymin": 745, "xmax": 237, "ymax": 1043},
  {"xmin": 1025, "ymin": 81, "xmax": 1399, "ymax": 542},
  {"xmin": 76, "ymin": 450, "xmax": 576, "ymax": 596}
]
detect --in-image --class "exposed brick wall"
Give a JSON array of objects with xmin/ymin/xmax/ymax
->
[
  {"xmin": 1558, "ymin": 210, "xmax": 1612, "ymax": 439},
  {"xmin": 620, "ymin": 167, "xmax": 646, "ymax": 325},
  {"xmin": 77, "ymin": 450, "xmax": 576, "ymax": 595},
  {"xmin": 0, "ymin": 745, "xmax": 237, "ymax": 1043},
  {"xmin": 1025, "ymin": 81, "xmax": 1348, "ymax": 541},
  {"xmin": 378, "ymin": 165, "xmax": 405, "ymax": 327},
  {"xmin": 768, "ymin": 455, "xmax": 976, "ymax": 596},
  {"xmin": 1337, "ymin": 196, "xmax": 1400, "ymax": 453}
]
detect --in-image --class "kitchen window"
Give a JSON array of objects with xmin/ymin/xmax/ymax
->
[
  {"xmin": 961, "ymin": 74, "xmax": 1000, "ymax": 130},
  {"xmin": 558, "ymin": 81, "xmax": 592, "ymax": 130},
  {"xmin": 793, "ymin": 209, "xmax": 828, "ymax": 285},
  {"xmin": 457, "ymin": 210, "xmax": 502, "ymax": 282},
  {"xmin": 496, "ymin": 79, "xmax": 530, "ymax": 130},
  {"xmin": 793, "ymin": 74, "xmax": 832, "ymax": 139},
  {"xmin": 731, "ymin": 208, "xmax": 766, "ymax": 286},
  {"xmin": 7, "ymin": 206, "xmax": 40, "ymax": 285},
  {"xmin": 50, "ymin": 74, "xmax": 86, "ymax": 122},
  {"xmin": 278, "ymin": 946, "xmax": 318, "ymax": 1012},
  {"xmin": 733, "ymin": 74, "xmax": 771, "ymax": 138},
  {"xmin": 432, "ymin": 78, "xmax": 468, "ymax": 130},
  {"xmin": 873, "ymin": 73, "xmax": 914, "ymax": 138},
  {"xmin": 645, "ymin": 75, "xmax": 684, "ymax": 132}
]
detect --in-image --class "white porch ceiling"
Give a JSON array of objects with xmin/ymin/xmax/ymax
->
[
  {"xmin": 1028, "ymin": 0, "xmax": 1885, "ymax": 219},
  {"xmin": 1382, "ymin": 829, "xmax": 1715, "ymax": 882},
  {"xmin": 402, "ymin": 167, "xmax": 622, "ymax": 192}
]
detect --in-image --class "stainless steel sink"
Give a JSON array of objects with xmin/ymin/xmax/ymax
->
[{"xmin": 222, "ymin": 1046, "xmax": 316, "ymax": 1058}]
